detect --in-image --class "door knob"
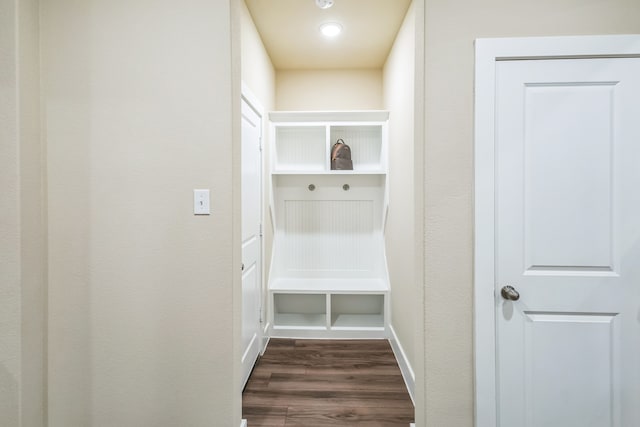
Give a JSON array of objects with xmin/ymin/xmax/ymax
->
[{"xmin": 501, "ymin": 285, "xmax": 520, "ymax": 301}]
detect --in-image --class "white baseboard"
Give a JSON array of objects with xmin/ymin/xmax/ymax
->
[
  {"xmin": 389, "ymin": 324, "xmax": 415, "ymax": 405},
  {"xmin": 261, "ymin": 323, "xmax": 271, "ymax": 354},
  {"xmin": 241, "ymin": 419, "xmax": 247, "ymax": 427}
]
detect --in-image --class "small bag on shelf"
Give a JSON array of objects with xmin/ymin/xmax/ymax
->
[{"xmin": 330, "ymin": 139, "xmax": 353, "ymax": 170}]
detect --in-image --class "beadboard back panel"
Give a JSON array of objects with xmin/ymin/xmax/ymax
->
[
  {"xmin": 283, "ymin": 200, "xmax": 374, "ymax": 272},
  {"xmin": 275, "ymin": 126, "xmax": 326, "ymax": 171},
  {"xmin": 330, "ymin": 126, "xmax": 382, "ymax": 170}
]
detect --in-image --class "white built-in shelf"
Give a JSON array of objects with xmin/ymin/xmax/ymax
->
[
  {"xmin": 273, "ymin": 314, "xmax": 327, "ymax": 330},
  {"xmin": 270, "ymin": 110, "xmax": 390, "ymax": 123},
  {"xmin": 268, "ymin": 111, "xmax": 390, "ymax": 339},
  {"xmin": 272, "ymin": 171, "xmax": 386, "ymax": 175},
  {"xmin": 331, "ymin": 314, "xmax": 385, "ymax": 330},
  {"xmin": 271, "ymin": 278, "xmax": 388, "ymax": 293},
  {"xmin": 270, "ymin": 111, "xmax": 388, "ymax": 175},
  {"xmin": 271, "ymin": 292, "xmax": 386, "ymax": 333},
  {"xmin": 273, "ymin": 293, "xmax": 327, "ymax": 329},
  {"xmin": 331, "ymin": 294, "xmax": 385, "ymax": 330}
]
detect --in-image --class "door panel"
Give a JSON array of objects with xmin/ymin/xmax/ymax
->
[
  {"xmin": 496, "ymin": 57, "xmax": 640, "ymax": 427},
  {"xmin": 241, "ymin": 97, "xmax": 262, "ymax": 388},
  {"xmin": 523, "ymin": 83, "xmax": 614, "ymax": 271},
  {"xmin": 523, "ymin": 312, "xmax": 619, "ymax": 427}
]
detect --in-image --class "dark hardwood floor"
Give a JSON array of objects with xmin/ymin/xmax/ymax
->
[{"xmin": 242, "ymin": 339, "xmax": 415, "ymax": 426}]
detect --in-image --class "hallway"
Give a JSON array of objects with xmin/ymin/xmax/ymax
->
[{"xmin": 242, "ymin": 339, "xmax": 414, "ymax": 426}]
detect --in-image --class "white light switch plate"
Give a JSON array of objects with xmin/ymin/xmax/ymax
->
[{"xmin": 193, "ymin": 189, "xmax": 210, "ymax": 215}]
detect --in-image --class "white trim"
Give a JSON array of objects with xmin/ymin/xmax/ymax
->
[
  {"xmin": 269, "ymin": 327, "xmax": 388, "ymax": 340},
  {"xmin": 474, "ymin": 34, "xmax": 640, "ymax": 427},
  {"xmin": 389, "ymin": 324, "xmax": 415, "ymax": 405},
  {"xmin": 269, "ymin": 110, "xmax": 389, "ymax": 123},
  {"xmin": 241, "ymin": 82, "xmax": 264, "ymax": 118},
  {"xmin": 474, "ymin": 37, "xmax": 499, "ymax": 427},
  {"xmin": 261, "ymin": 324, "xmax": 270, "ymax": 355},
  {"xmin": 240, "ymin": 419, "xmax": 247, "ymax": 427}
]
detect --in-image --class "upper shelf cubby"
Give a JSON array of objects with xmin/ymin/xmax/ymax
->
[
  {"xmin": 275, "ymin": 126, "xmax": 326, "ymax": 172},
  {"xmin": 270, "ymin": 111, "xmax": 389, "ymax": 174}
]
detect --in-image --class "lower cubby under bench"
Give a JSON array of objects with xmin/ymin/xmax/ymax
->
[{"xmin": 268, "ymin": 278, "xmax": 389, "ymax": 339}]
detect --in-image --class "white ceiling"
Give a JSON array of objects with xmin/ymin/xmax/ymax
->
[{"xmin": 244, "ymin": 0, "xmax": 412, "ymax": 70}]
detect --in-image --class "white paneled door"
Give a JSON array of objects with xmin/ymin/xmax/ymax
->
[
  {"xmin": 475, "ymin": 37, "xmax": 640, "ymax": 427},
  {"xmin": 241, "ymin": 94, "xmax": 262, "ymax": 389}
]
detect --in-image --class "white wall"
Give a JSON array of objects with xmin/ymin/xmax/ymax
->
[
  {"xmin": 241, "ymin": 0, "xmax": 276, "ymax": 112},
  {"xmin": 0, "ymin": 0, "xmax": 46, "ymax": 425},
  {"xmin": 276, "ymin": 69, "xmax": 383, "ymax": 110},
  {"xmin": 1, "ymin": 1, "xmax": 22, "ymax": 424},
  {"xmin": 43, "ymin": 0, "xmax": 240, "ymax": 425},
  {"xmin": 383, "ymin": 0, "xmax": 416, "ymax": 389},
  {"xmin": 421, "ymin": 0, "xmax": 640, "ymax": 425}
]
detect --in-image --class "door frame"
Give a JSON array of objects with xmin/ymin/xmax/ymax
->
[{"xmin": 473, "ymin": 34, "xmax": 640, "ymax": 427}]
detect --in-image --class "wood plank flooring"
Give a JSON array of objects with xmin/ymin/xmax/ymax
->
[{"xmin": 242, "ymin": 339, "xmax": 414, "ymax": 426}]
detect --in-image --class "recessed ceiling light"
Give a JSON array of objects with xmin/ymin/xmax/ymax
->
[
  {"xmin": 320, "ymin": 22, "xmax": 342, "ymax": 38},
  {"xmin": 315, "ymin": 0, "xmax": 334, "ymax": 9}
]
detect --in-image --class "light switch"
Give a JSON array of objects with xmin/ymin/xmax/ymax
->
[{"xmin": 193, "ymin": 189, "xmax": 210, "ymax": 215}]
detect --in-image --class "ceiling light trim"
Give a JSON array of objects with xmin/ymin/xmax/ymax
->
[
  {"xmin": 315, "ymin": 0, "xmax": 334, "ymax": 9},
  {"xmin": 319, "ymin": 22, "xmax": 342, "ymax": 38}
]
